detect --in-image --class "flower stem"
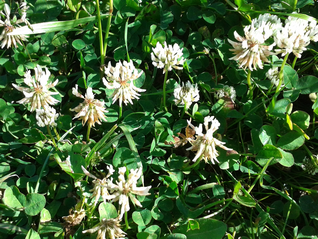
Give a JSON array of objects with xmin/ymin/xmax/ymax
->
[
  {"xmin": 35, "ymin": 148, "xmax": 53, "ymax": 193},
  {"xmin": 162, "ymin": 70, "xmax": 169, "ymax": 111},
  {"xmin": 86, "ymin": 124, "xmax": 91, "ymax": 143},
  {"xmin": 246, "ymin": 69, "xmax": 253, "ymax": 99},
  {"xmin": 180, "ymin": 102, "xmax": 187, "ymax": 119},
  {"xmin": 47, "ymin": 125, "xmax": 57, "ymax": 148},
  {"xmin": 102, "ymin": 0, "xmax": 113, "ymax": 58},
  {"xmin": 275, "ymin": 53, "xmax": 289, "ymax": 94},
  {"xmin": 291, "ymin": 55, "xmax": 297, "ymax": 69},
  {"xmin": 95, "ymin": 0, "xmax": 104, "ymax": 66},
  {"xmin": 182, "ymin": 157, "xmax": 201, "ymax": 171},
  {"xmin": 267, "ymin": 53, "xmax": 289, "ymax": 113},
  {"xmin": 53, "ymin": 127, "xmax": 60, "ymax": 141},
  {"xmin": 124, "ymin": 211, "xmax": 131, "ymax": 230},
  {"xmin": 118, "ymin": 105, "xmax": 123, "ymax": 122}
]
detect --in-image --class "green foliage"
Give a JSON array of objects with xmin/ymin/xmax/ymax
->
[{"xmin": 1, "ymin": 0, "xmax": 318, "ymax": 238}]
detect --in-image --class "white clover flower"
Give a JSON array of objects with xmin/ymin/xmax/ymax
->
[
  {"xmin": 174, "ymin": 81, "xmax": 200, "ymax": 109},
  {"xmin": 71, "ymin": 85, "xmax": 108, "ymax": 127},
  {"xmin": 151, "ymin": 41, "xmax": 185, "ymax": 73},
  {"xmin": 83, "ymin": 217, "xmax": 126, "ymax": 239},
  {"xmin": 0, "ymin": 3, "xmax": 29, "ymax": 49},
  {"xmin": 62, "ymin": 209, "xmax": 86, "ymax": 226},
  {"xmin": 107, "ymin": 167, "xmax": 151, "ymax": 219},
  {"xmin": 274, "ymin": 16, "xmax": 311, "ymax": 58},
  {"xmin": 81, "ymin": 165, "xmax": 115, "ymax": 207},
  {"xmin": 252, "ymin": 13, "xmax": 283, "ymax": 38},
  {"xmin": 36, "ymin": 106, "xmax": 58, "ymax": 127},
  {"xmin": 215, "ymin": 85, "xmax": 236, "ymax": 103},
  {"xmin": 12, "ymin": 65, "xmax": 59, "ymax": 111},
  {"xmin": 266, "ymin": 67, "xmax": 280, "ymax": 87},
  {"xmin": 301, "ymin": 157, "xmax": 318, "ymax": 175},
  {"xmin": 187, "ymin": 116, "xmax": 232, "ymax": 164},
  {"xmin": 103, "ymin": 61, "xmax": 145, "ymax": 107},
  {"xmin": 228, "ymin": 22, "xmax": 275, "ymax": 71},
  {"xmin": 307, "ymin": 20, "xmax": 318, "ymax": 42}
]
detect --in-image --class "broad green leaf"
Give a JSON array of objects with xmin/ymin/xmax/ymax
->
[
  {"xmin": 132, "ymin": 209, "xmax": 152, "ymax": 226},
  {"xmin": 283, "ymin": 65, "xmax": 298, "ymax": 89},
  {"xmin": 3, "ymin": 186, "xmax": 26, "ymax": 210},
  {"xmin": 99, "ymin": 202, "xmax": 117, "ymax": 220},
  {"xmin": 174, "ymin": 218, "xmax": 227, "ymax": 239},
  {"xmin": 202, "ymin": 10, "xmax": 216, "ymax": 24},
  {"xmin": 40, "ymin": 208, "xmax": 52, "ymax": 223},
  {"xmin": 25, "ymin": 193, "xmax": 46, "ymax": 216},
  {"xmin": 26, "ymin": 229, "xmax": 40, "ymax": 239},
  {"xmin": 290, "ymin": 111, "xmax": 310, "ymax": 130},
  {"xmin": 144, "ymin": 225, "xmax": 161, "ymax": 238},
  {"xmin": 137, "ymin": 232, "xmax": 157, "ymax": 239},
  {"xmin": 277, "ymin": 131, "xmax": 305, "ymax": 150},
  {"xmin": 259, "ymin": 125, "xmax": 276, "ymax": 145},
  {"xmin": 277, "ymin": 148, "xmax": 295, "ymax": 167},
  {"xmin": 291, "ymin": 75, "xmax": 318, "ymax": 94},
  {"xmin": 166, "ymin": 234, "xmax": 187, "ymax": 239},
  {"xmin": 72, "ymin": 39, "xmax": 86, "ymax": 50},
  {"xmin": 256, "ymin": 144, "xmax": 282, "ymax": 166}
]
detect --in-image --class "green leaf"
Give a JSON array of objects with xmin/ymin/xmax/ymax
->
[
  {"xmin": 144, "ymin": 225, "xmax": 161, "ymax": 238},
  {"xmin": 160, "ymin": 11, "xmax": 174, "ymax": 30},
  {"xmin": 72, "ymin": 39, "xmax": 86, "ymax": 50},
  {"xmin": 290, "ymin": 111, "xmax": 310, "ymax": 130},
  {"xmin": 277, "ymin": 148, "xmax": 294, "ymax": 167},
  {"xmin": 3, "ymin": 186, "xmax": 26, "ymax": 210},
  {"xmin": 283, "ymin": 65, "xmax": 298, "ymax": 89},
  {"xmin": 40, "ymin": 208, "xmax": 52, "ymax": 223},
  {"xmin": 277, "ymin": 131, "xmax": 305, "ymax": 151},
  {"xmin": 270, "ymin": 98, "xmax": 291, "ymax": 117},
  {"xmin": 132, "ymin": 209, "xmax": 152, "ymax": 226},
  {"xmin": 9, "ymin": 14, "xmax": 110, "ymax": 35},
  {"xmin": 187, "ymin": 6, "xmax": 202, "ymax": 21},
  {"xmin": 26, "ymin": 229, "xmax": 41, "ymax": 239},
  {"xmin": 99, "ymin": 202, "xmax": 118, "ymax": 220},
  {"xmin": 291, "ymin": 75, "xmax": 318, "ymax": 94},
  {"xmin": 166, "ymin": 234, "xmax": 187, "ymax": 239},
  {"xmin": 259, "ymin": 125, "xmax": 276, "ymax": 145},
  {"xmin": 25, "ymin": 193, "xmax": 46, "ymax": 216},
  {"xmin": 202, "ymin": 10, "xmax": 216, "ymax": 24},
  {"xmin": 256, "ymin": 144, "xmax": 282, "ymax": 166},
  {"xmin": 174, "ymin": 218, "xmax": 227, "ymax": 239},
  {"xmin": 233, "ymin": 181, "xmax": 256, "ymax": 207}
]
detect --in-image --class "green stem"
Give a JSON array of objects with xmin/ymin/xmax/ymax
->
[
  {"xmin": 103, "ymin": 0, "xmax": 113, "ymax": 58},
  {"xmin": 118, "ymin": 105, "xmax": 123, "ymax": 122},
  {"xmin": 180, "ymin": 102, "xmax": 187, "ymax": 119},
  {"xmin": 182, "ymin": 157, "xmax": 202, "ymax": 171},
  {"xmin": 35, "ymin": 148, "xmax": 53, "ymax": 193},
  {"xmin": 124, "ymin": 211, "xmax": 130, "ymax": 230},
  {"xmin": 47, "ymin": 125, "xmax": 57, "ymax": 148},
  {"xmin": 247, "ymin": 69, "xmax": 253, "ymax": 99},
  {"xmin": 162, "ymin": 69, "xmax": 169, "ymax": 111},
  {"xmin": 95, "ymin": 0, "xmax": 104, "ymax": 66},
  {"xmin": 86, "ymin": 124, "xmax": 91, "ymax": 143},
  {"xmin": 53, "ymin": 127, "xmax": 60, "ymax": 141},
  {"xmin": 291, "ymin": 55, "xmax": 297, "ymax": 69},
  {"xmin": 268, "ymin": 53, "xmax": 289, "ymax": 113},
  {"xmin": 275, "ymin": 53, "xmax": 289, "ymax": 94}
]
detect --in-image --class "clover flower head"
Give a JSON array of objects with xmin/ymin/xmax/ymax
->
[
  {"xmin": 82, "ymin": 165, "xmax": 115, "ymax": 207},
  {"xmin": 301, "ymin": 156, "xmax": 318, "ymax": 175},
  {"xmin": 151, "ymin": 41, "xmax": 185, "ymax": 73},
  {"xmin": 82, "ymin": 217, "xmax": 126, "ymax": 239},
  {"xmin": 307, "ymin": 20, "xmax": 318, "ymax": 42},
  {"xmin": 228, "ymin": 22, "xmax": 275, "ymax": 71},
  {"xmin": 274, "ymin": 16, "xmax": 311, "ymax": 58},
  {"xmin": 107, "ymin": 166, "xmax": 151, "ymax": 219},
  {"xmin": 62, "ymin": 209, "xmax": 86, "ymax": 226},
  {"xmin": 103, "ymin": 61, "xmax": 145, "ymax": 107},
  {"xmin": 252, "ymin": 13, "xmax": 283, "ymax": 37},
  {"xmin": 0, "ymin": 3, "xmax": 29, "ymax": 48},
  {"xmin": 71, "ymin": 85, "xmax": 108, "ymax": 127},
  {"xmin": 173, "ymin": 81, "xmax": 200, "ymax": 109},
  {"xmin": 215, "ymin": 85, "xmax": 236, "ymax": 103},
  {"xmin": 36, "ymin": 106, "xmax": 58, "ymax": 127},
  {"xmin": 266, "ymin": 67, "xmax": 280, "ymax": 87},
  {"xmin": 187, "ymin": 116, "xmax": 232, "ymax": 164},
  {"xmin": 12, "ymin": 65, "xmax": 59, "ymax": 111}
]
